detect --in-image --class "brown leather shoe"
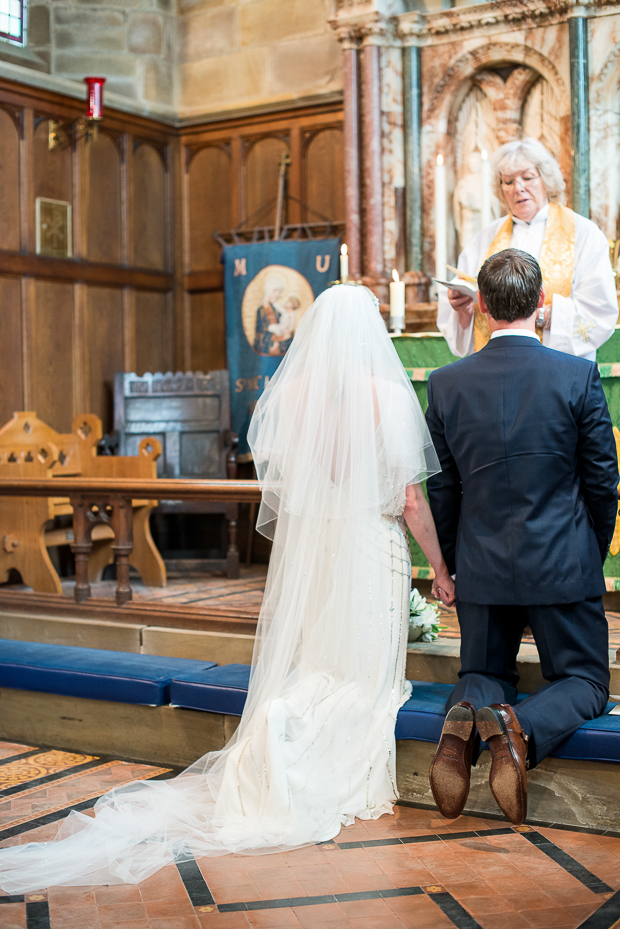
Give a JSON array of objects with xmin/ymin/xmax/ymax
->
[
  {"xmin": 475, "ymin": 703, "xmax": 529, "ymax": 825},
  {"xmin": 429, "ymin": 701, "xmax": 476, "ymax": 819}
]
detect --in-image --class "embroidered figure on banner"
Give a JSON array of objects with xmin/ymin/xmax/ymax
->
[{"xmin": 242, "ymin": 264, "xmax": 314, "ymax": 357}]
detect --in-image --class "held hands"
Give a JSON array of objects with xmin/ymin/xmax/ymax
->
[
  {"xmin": 432, "ymin": 572, "xmax": 455, "ymax": 607},
  {"xmin": 449, "ymin": 290, "xmax": 475, "ymax": 329}
]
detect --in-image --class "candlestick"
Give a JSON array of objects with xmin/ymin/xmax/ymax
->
[
  {"xmin": 434, "ymin": 154, "xmax": 447, "ymax": 283},
  {"xmin": 389, "ymin": 269, "xmax": 405, "ymax": 335},
  {"xmin": 481, "ymin": 149, "xmax": 492, "ymax": 229},
  {"xmin": 84, "ymin": 77, "xmax": 106, "ymax": 121},
  {"xmin": 340, "ymin": 243, "xmax": 349, "ymax": 282}
]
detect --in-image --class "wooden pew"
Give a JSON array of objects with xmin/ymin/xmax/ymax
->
[{"xmin": 0, "ymin": 412, "xmax": 166, "ymax": 594}]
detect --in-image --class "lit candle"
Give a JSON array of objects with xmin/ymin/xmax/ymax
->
[
  {"xmin": 340, "ymin": 243, "xmax": 349, "ymax": 282},
  {"xmin": 434, "ymin": 154, "xmax": 447, "ymax": 282},
  {"xmin": 389, "ymin": 269, "xmax": 405, "ymax": 334},
  {"xmin": 481, "ymin": 149, "xmax": 492, "ymax": 229},
  {"xmin": 84, "ymin": 77, "xmax": 106, "ymax": 120}
]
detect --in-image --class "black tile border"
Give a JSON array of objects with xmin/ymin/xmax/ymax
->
[
  {"xmin": 218, "ymin": 885, "xmax": 424, "ymax": 913},
  {"xmin": 0, "ymin": 894, "xmax": 25, "ymax": 903},
  {"xmin": 0, "ymin": 749, "xmax": 43, "ymax": 769},
  {"xmin": 25, "ymin": 899, "xmax": 51, "ymax": 929},
  {"xmin": 519, "ymin": 832, "xmax": 613, "ymax": 894},
  {"xmin": 176, "ymin": 854, "xmax": 215, "ymax": 907},
  {"xmin": 576, "ymin": 888, "xmax": 620, "ymax": 929},
  {"xmin": 429, "ymin": 889, "xmax": 484, "ymax": 929},
  {"xmin": 0, "ymin": 758, "xmax": 107, "ymax": 799},
  {"xmin": 336, "ymin": 826, "xmax": 513, "ymax": 850}
]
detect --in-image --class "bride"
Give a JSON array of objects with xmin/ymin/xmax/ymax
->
[{"xmin": 0, "ymin": 283, "xmax": 454, "ymax": 892}]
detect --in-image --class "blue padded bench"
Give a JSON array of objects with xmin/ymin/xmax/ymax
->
[
  {"xmin": 0, "ymin": 638, "xmax": 217, "ymax": 706},
  {"xmin": 169, "ymin": 667, "xmax": 620, "ymax": 765}
]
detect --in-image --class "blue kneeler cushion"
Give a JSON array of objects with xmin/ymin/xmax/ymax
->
[
  {"xmin": 171, "ymin": 664, "xmax": 252, "ymax": 715},
  {"xmin": 0, "ymin": 639, "xmax": 217, "ymax": 706},
  {"xmin": 169, "ymin": 669, "xmax": 620, "ymax": 765}
]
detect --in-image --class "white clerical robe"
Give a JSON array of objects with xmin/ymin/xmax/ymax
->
[{"xmin": 436, "ymin": 203, "xmax": 618, "ymax": 361}]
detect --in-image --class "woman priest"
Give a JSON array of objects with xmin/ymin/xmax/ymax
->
[{"xmin": 437, "ymin": 137, "xmax": 618, "ymax": 360}]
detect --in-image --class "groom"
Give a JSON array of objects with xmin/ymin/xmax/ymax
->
[{"xmin": 425, "ymin": 248, "xmax": 618, "ymax": 825}]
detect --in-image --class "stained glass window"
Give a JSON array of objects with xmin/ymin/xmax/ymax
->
[{"xmin": 0, "ymin": 0, "xmax": 24, "ymax": 44}]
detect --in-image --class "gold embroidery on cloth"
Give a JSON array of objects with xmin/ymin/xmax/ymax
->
[{"xmin": 473, "ymin": 203, "xmax": 576, "ymax": 352}]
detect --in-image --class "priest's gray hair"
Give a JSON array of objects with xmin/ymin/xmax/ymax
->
[{"xmin": 493, "ymin": 137, "xmax": 566, "ymax": 207}]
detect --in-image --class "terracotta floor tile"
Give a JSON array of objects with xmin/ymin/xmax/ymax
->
[
  {"xmin": 518, "ymin": 906, "xmax": 582, "ymax": 928},
  {"xmin": 334, "ymin": 873, "xmax": 396, "ymax": 893},
  {"xmin": 144, "ymin": 898, "xmax": 197, "ymax": 917},
  {"xmin": 253, "ymin": 879, "xmax": 306, "ymax": 900},
  {"xmin": 48, "ymin": 888, "xmax": 96, "ymax": 906},
  {"xmin": 199, "ymin": 913, "xmax": 252, "ymax": 929},
  {"xmin": 292, "ymin": 902, "xmax": 350, "ymax": 929},
  {"xmin": 474, "ymin": 914, "xmax": 532, "ymax": 929},
  {"xmin": 289, "ymin": 864, "xmax": 343, "ymax": 882},
  {"xmin": 213, "ymin": 884, "xmax": 261, "ymax": 905},
  {"xmin": 346, "ymin": 915, "xmax": 406, "ymax": 929},
  {"xmin": 460, "ymin": 895, "xmax": 517, "ymax": 916},
  {"xmin": 384, "ymin": 893, "xmax": 455, "ymax": 928},
  {"xmin": 94, "ymin": 885, "xmax": 143, "ymax": 905},
  {"xmin": 500, "ymin": 889, "xmax": 558, "ymax": 910},
  {"xmin": 0, "ymin": 902, "xmax": 27, "ymax": 929},
  {"xmin": 337, "ymin": 897, "xmax": 391, "ymax": 919},
  {"xmin": 47, "ymin": 909, "xmax": 103, "ymax": 929},
  {"xmin": 87, "ymin": 920, "xmax": 147, "ymax": 929},
  {"xmin": 97, "ymin": 902, "xmax": 149, "ymax": 925},
  {"xmin": 246, "ymin": 908, "xmax": 303, "ymax": 928},
  {"xmin": 299, "ymin": 877, "xmax": 352, "ymax": 896},
  {"xmin": 149, "ymin": 918, "xmax": 202, "ymax": 929}
]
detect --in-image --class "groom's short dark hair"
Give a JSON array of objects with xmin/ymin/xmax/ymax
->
[{"xmin": 478, "ymin": 248, "xmax": 543, "ymax": 322}]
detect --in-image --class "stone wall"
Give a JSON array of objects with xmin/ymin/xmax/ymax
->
[
  {"xmin": 177, "ymin": 0, "xmax": 342, "ymax": 119},
  {"xmin": 0, "ymin": 0, "xmax": 176, "ymax": 115},
  {"xmin": 0, "ymin": 0, "xmax": 342, "ymax": 121}
]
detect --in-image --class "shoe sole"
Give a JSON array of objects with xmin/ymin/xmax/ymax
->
[
  {"xmin": 476, "ymin": 706, "xmax": 526, "ymax": 825},
  {"xmin": 429, "ymin": 704, "xmax": 475, "ymax": 819}
]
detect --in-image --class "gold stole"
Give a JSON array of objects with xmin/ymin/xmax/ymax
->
[{"xmin": 472, "ymin": 203, "xmax": 576, "ymax": 352}]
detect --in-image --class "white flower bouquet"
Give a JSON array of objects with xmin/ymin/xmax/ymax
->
[{"xmin": 408, "ymin": 587, "xmax": 442, "ymax": 643}]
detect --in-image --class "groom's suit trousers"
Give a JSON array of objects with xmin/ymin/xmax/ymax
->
[{"xmin": 446, "ymin": 597, "xmax": 610, "ymax": 768}]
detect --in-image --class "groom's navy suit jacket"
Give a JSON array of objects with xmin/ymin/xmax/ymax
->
[{"xmin": 425, "ymin": 335, "xmax": 619, "ymax": 605}]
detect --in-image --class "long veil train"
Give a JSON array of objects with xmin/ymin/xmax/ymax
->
[{"xmin": 0, "ymin": 284, "xmax": 440, "ymax": 892}]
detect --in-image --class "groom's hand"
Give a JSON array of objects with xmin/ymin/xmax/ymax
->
[{"xmin": 432, "ymin": 573, "xmax": 455, "ymax": 607}]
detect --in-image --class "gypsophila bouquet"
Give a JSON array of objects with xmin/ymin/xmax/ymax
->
[{"xmin": 408, "ymin": 587, "xmax": 441, "ymax": 643}]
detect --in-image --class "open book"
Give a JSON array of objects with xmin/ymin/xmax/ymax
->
[{"xmin": 433, "ymin": 277, "xmax": 478, "ymax": 300}]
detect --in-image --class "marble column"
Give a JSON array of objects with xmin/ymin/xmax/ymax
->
[
  {"xmin": 361, "ymin": 42, "xmax": 384, "ymax": 277},
  {"xmin": 342, "ymin": 43, "xmax": 362, "ymax": 278},
  {"xmin": 402, "ymin": 44, "xmax": 422, "ymax": 273},
  {"xmin": 569, "ymin": 13, "xmax": 590, "ymax": 217}
]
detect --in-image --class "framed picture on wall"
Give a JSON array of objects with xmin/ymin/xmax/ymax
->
[{"xmin": 35, "ymin": 197, "xmax": 72, "ymax": 258}]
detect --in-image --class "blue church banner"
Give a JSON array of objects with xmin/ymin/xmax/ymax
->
[{"xmin": 223, "ymin": 238, "xmax": 341, "ymax": 457}]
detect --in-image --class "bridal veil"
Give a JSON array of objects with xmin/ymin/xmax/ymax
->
[{"xmin": 0, "ymin": 283, "xmax": 439, "ymax": 893}]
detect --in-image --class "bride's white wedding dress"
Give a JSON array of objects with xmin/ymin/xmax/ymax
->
[{"xmin": 0, "ymin": 284, "xmax": 439, "ymax": 892}]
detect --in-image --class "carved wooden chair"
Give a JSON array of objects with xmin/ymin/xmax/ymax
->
[
  {"xmin": 114, "ymin": 371, "xmax": 239, "ymax": 578},
  {"xmin": 0, "ymin": 412, "xmax": 166, "ymax": 593}
]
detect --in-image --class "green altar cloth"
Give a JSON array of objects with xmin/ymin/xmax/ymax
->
[{"xmin": 392, "ymin": 327, "xmax": 620, "ymax": 589}]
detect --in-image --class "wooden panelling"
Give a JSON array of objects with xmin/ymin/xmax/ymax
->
[
  {"xmin": 0, "ymin": 251, "xmax": 172, "ymax": 290},
  {"xmin": 85, "ymin": 286, "xmax": 124, "ymax": 430},
  {"xmin": 188, "ymin": 146, "xmax": 232, "ymax": 272},
  {"xmin": 0, "ymin": 109, "xmax": 20, "ymax": 252},
  {"xmin": 244, "ymin": 136, "xmax": 289, "ymax": 227},
  {"xmin": 135, "ymin": 290, "xmax": 170, "ymax": 375},
  {"xmin": 33, "ymin": 118, "xmax": 72, "ymax": 205},
  {"xmin": 0, "ymin": 277, "xmax": 23, "ymax": 423},
  {"xmin": 85, "ymin": 132, "xmax": 122, "ymax": 265},
  {"xmin": 134, "ymin": 144, "xmax": 167, "ymax": 271},
  {"xmin": 189, "ymin": 292, "xmax": 226, "ymax": 373},
  {"xmin": 304, "ymin": 127, "xmax": 345, "ymax": 222},
  {"xmin": 30, "ymin": 280, "xmax": 74, "ymax": 431}
]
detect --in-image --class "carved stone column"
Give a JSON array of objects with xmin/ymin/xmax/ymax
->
[
  {"xmin": 361, "ymin": 40, "xmax": 385, "ymax": 279},
  {"xmin": 341, "ymin": 32, "xmax": 363, "ymax": 279},
  {"xmin": 569, "ymin": 12, "xmax": 590, "ymax": 217}
]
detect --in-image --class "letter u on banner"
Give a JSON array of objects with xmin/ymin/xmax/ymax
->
[{"xmin": 316, "ymin": 255, "xmax": 330, "ymax": 273}]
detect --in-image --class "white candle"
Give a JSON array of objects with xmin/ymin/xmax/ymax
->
[
  {"xmin": 340, "ymin": 243, "xmax": 349, "ymax": 282},
  {"xmin": 389, "ymin": 269, "xmax": 405, "ymax": 334},
  {"xmin": 434, "ymin": 154, "xmax": 447, "ymax": 282},
  {"xmin": 481, "ymin": 149, "xmax": 492, "ymax": 229}
]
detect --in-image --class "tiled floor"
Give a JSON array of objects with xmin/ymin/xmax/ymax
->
[{"xmin": 0, "ymin": 740, "xmax": 619, "ymax": 929}]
